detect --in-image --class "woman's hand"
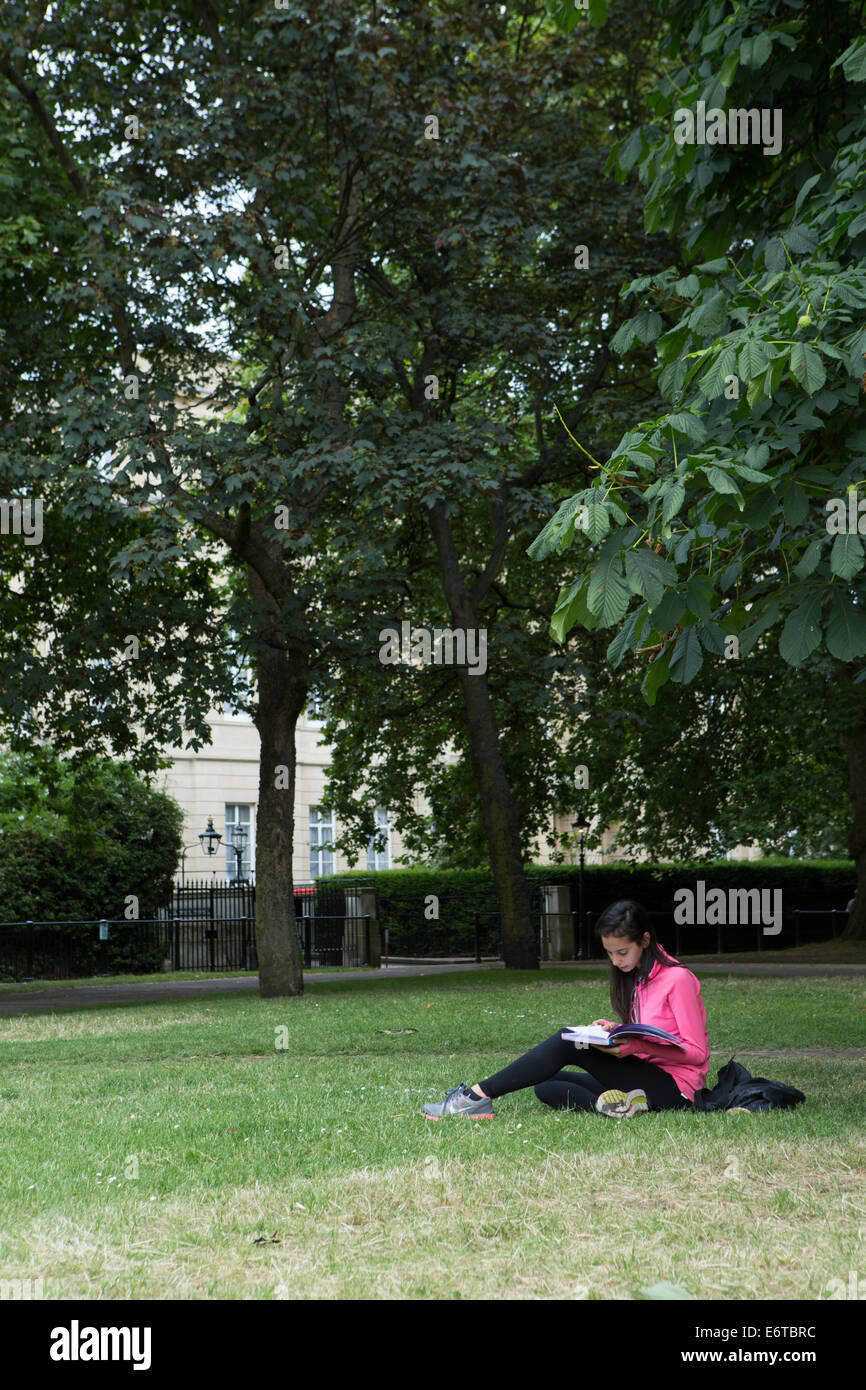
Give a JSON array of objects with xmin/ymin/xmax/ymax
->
[
  {"xmin": 590, "ymin": 1019, "xmax": 615, "ymax": 1029},
  {"xmin": 590, "ymin": 1043, "xmax": 626, "ymax": 1056}
]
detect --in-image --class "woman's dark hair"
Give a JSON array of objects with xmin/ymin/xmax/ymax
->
[{"xmin": 594, "ymin": 900, "xmax": 674, "ymax": 1022}]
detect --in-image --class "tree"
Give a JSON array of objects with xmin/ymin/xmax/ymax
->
[
  {"xmin": 0, "ymin": 747, "xmax": 183, "ymax": 924},
  {"xmin": 530, "ymin": 0, "xmax": 866, "ymax": 935},
  {"xmin": 285, "ymin": 2, "xmax": 677, "ymax": 955},
  {"xmin": 0, "ymin": 0, "xmax": 675, "ymax": 977}
]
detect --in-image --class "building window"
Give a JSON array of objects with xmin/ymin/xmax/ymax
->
[
  {"xmin": 366, "ymin": 808, "xmax": 391, "ymax": 871},
  {"xmin": 225, "ymin": 804, "xmax": 253, "ymax": 880},
  {"xmin": 310, "ymin": 806, "xmax": 335, "ymax": 878}
]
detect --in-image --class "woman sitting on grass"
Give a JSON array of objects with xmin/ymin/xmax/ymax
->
[{"xmin": 421, "ymin": 899, "xmax": 710, "ymax": 1120}]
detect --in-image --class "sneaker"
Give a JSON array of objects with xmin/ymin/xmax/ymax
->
[
  {"xmin": 595, "ymin": 1088, "xmax": 648, "ymax": 1119},
  {"xmin": 421, "ymin": 1083, "xmax": 495, "ymax": 1120}
]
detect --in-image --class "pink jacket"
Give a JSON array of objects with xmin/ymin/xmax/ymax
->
[{"xmin": 599, "ymin": 946, "xmax": 709, "ymax": 1102}]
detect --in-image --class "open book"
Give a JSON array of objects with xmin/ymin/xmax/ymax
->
[{"xmin": 561, "ymin": 1022, "xmax": 685, "ymax": 1048}]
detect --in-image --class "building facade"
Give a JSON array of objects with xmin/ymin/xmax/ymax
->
[{"xmin": 158, "ymin": 702, "xmax": 760, "ymax": 883}]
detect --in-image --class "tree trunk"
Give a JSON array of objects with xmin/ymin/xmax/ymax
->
[
  {"xmin": 842, "ymin": 705, "xmax": 866, "ymax": 941},
  {"xmin": 428, "ymin": 501, "xmax": 538, "ymax": 969},
  {"xmin": 248, "ymin": 560, "xmax": 309, "ymax": 995},
  {"xmin": 253, "ymin": 639, "xmax": 307, "ymax": 994},
  {"xmin": 457, "ymin": 665, "xmax": 539, "ymax": 968}
]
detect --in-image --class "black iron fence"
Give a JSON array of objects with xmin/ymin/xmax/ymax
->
[
  {"xmin": 160, "ymin": 880, "xmax": 257, "ymax": 972},
  {"xmin": 0, "ymin": 917, "xmax": 170, "ymax": 982},
  {"xmin": 0, "ymin": 886, "xmax": 850, "ymax": 982},
  {"xmin": 578, "ymin": 905, "xmax": 848, "ymax": 959},
  {"xmin": 0, "ymin": 879, "xmax": 377, "ymax": 982}
]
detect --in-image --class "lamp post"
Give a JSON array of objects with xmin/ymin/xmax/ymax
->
[
  {"xmin": 229, "ymin": 822, "xmax": 249, "ymax": 883},
  {"xmin": 199, "ymin": 817, "xmax": 222, "ymax": 860},
  {"xmin": 571, "ymin": 811, "xmax": 590, "ymax": 959},
  {"xmin": 179, "ymin": 819, "xmax": 223, "ymax": 885}
]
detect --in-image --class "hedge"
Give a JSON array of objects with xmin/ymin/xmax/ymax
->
[{"xmin": 318, "ymin": 860, "xmax": 855, "ymax": 957}]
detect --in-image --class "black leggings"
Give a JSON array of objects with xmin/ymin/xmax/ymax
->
[{"xmin": 478, "ymin": 1029, "xmax": 692, "ymax": 1112}]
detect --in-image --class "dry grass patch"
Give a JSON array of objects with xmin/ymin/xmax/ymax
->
[{"xmin": 3, "ymin": 1135, "xmax": 863, "ymax": 1301}]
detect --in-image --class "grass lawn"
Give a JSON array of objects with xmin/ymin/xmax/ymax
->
[
  {"xmin": 1, "ymin": 968, "xmax": 863, "ymax": 1300},
  {"xmin": 0, "ymin": 966, "xmax": 363, "ymax": 995}
]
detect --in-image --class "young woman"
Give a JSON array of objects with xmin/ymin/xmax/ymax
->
[{"xmin": 421, "ymin": 899, "xmax": 710, "ymax": 1120}]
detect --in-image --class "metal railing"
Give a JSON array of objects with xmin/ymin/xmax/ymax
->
[
  {"xmin": 579, "ymin": 906, "xmax": 849, "ymax": 958},
  {"xmin": 0, "ymin": 903, "xmax": 375, "ymax": 982}
]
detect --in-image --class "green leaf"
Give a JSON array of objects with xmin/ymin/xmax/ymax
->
[
  {"xmin": 640, "ymin": 648, "xmax": 672, "ymax": 706},
  {"xmin": 668, "ymin": 627, "xmax": 703, "ymax": 684},
  {"xmin": 527, "ymin": 492, "xmax": 588, "ymax": 561},
  {"xmin": 692, "ymin": 291, "xmax": 727, "ymax": 336},
  {"xmin": 737, "ymin": 338, "xmax": 769, "ymax": 381},
  {"xmin": 778, "ymin": 593, "xmax": 824, "ymax": 665},
  {"xmin": 794, "ymin": 535, "xmax": 824, "ymax": 578},
  {"xmin": 666, "ymin": 412, "xmax": 707, "ymax": 443},
  {"xmin": 685, "ymin": 577, "xmax": 717, "ymax": 621},
  {"xmin": 794, "ymin": 172, "xmax": 822, "ymax": 213},
  {"xmin": 624, "ymin": 548, "xmax": 677, "ymax": 608},
  {"xmin": 783, "ymin": 224, "xmax": 818, "ymax": 255},
  {"xmin": 648, "ymin": 589, "xmax": 686, "ymax": 630},
  {"xmin": 847, "ymin": 209, "xmax": 866, "ymax": 240},
  {"xmin": 740, "ymin": 602, "xmax": 782, "ymax": 655},
  {"xmin": 782, "ymin": 484, "xmax": 810, "ymax": 527},
  {"xmin": 587, "ymin": 549, "xmax": 630, "ymax": 627},
  {"xmin": 656, "ymin": 324, "xmax": 690, "ymax": 364},
  {"xmin": 826, "ymin": 590, "xmax": 866, "ymax": 661},
  {"xmin": 719, "ymin": 51, "xmax": 739, "ymax": 88},
  {"xmin": 662, "ymin": 479, "xmax": 687, "ymax": 523},
  {"xmin": 696, "ymin": 619, "xmax": 727, "ymax": 655},
  {"xmin": 606, "ymin": 605, "xmax": 647, "ymax": 668},
  {"xmin": 698, "ymin": 345, "xmax": 738, "ymax": 400},
  {"xmin": 788, "ymin": 344, "xmax": 826, "ymax": 396},
  {"xmin": 733, "ymin": 464, "xmax": 773, "ymax": 484},
  {"xmin": 835, "ymin": 36, "xmax": 866, "ymax": 83},
  {"xmin": 610, "ymin": 319, "xmax": 638, "ymax": 354},
  {"xmin": 583, "ymin": 495, "xmax": 611, "ymax": 544},
  {"xmin": 632, "ymin": 310, "xmax": 664, "ymax": 345},
  {"xmin": 704, "ymin": 466, "xmax": 744, "ymax": 503},
  {"xmin": 618, "ymin": 128, "xmax": 644, "ymax": 175},
  {"xmin": 672, "ymin": 274, "xmax": 701, "ymax": 298},
  {"xmin": 830, "ymin": 532, "xmax": 866, "ymax": 580},
  {"xmin": 550, "ymin": 578, "xmax": 600, "ymax": 643}
]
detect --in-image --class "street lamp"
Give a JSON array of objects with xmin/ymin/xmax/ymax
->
[
  {"xmin": 179, "ymin": 819, "xmax": 223, "ymax": 886},
  {"xmin": 229, "ymin": 822, "xmax": 249, "ymax": 883},
  {"xmin": 571, "ymin": 810, "xmax": 590, "ymax": 959},
  {"xmin": 199, "ymin": 817, "xmax": 222, "ymax": 858}
]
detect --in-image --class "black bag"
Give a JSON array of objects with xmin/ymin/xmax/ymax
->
[{"xmin": 692, "ymin": 1056, "xmax": 806, "ymax": 1112}]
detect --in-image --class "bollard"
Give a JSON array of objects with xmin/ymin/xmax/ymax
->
[{"xmin": 99, "ymin": 919, "xmax": 109, "ymax": 976}]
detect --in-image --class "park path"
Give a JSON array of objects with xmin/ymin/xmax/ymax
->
[{"xmin": 0, "ymin": 958, "xmax": 863, "ymax": 1017}]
